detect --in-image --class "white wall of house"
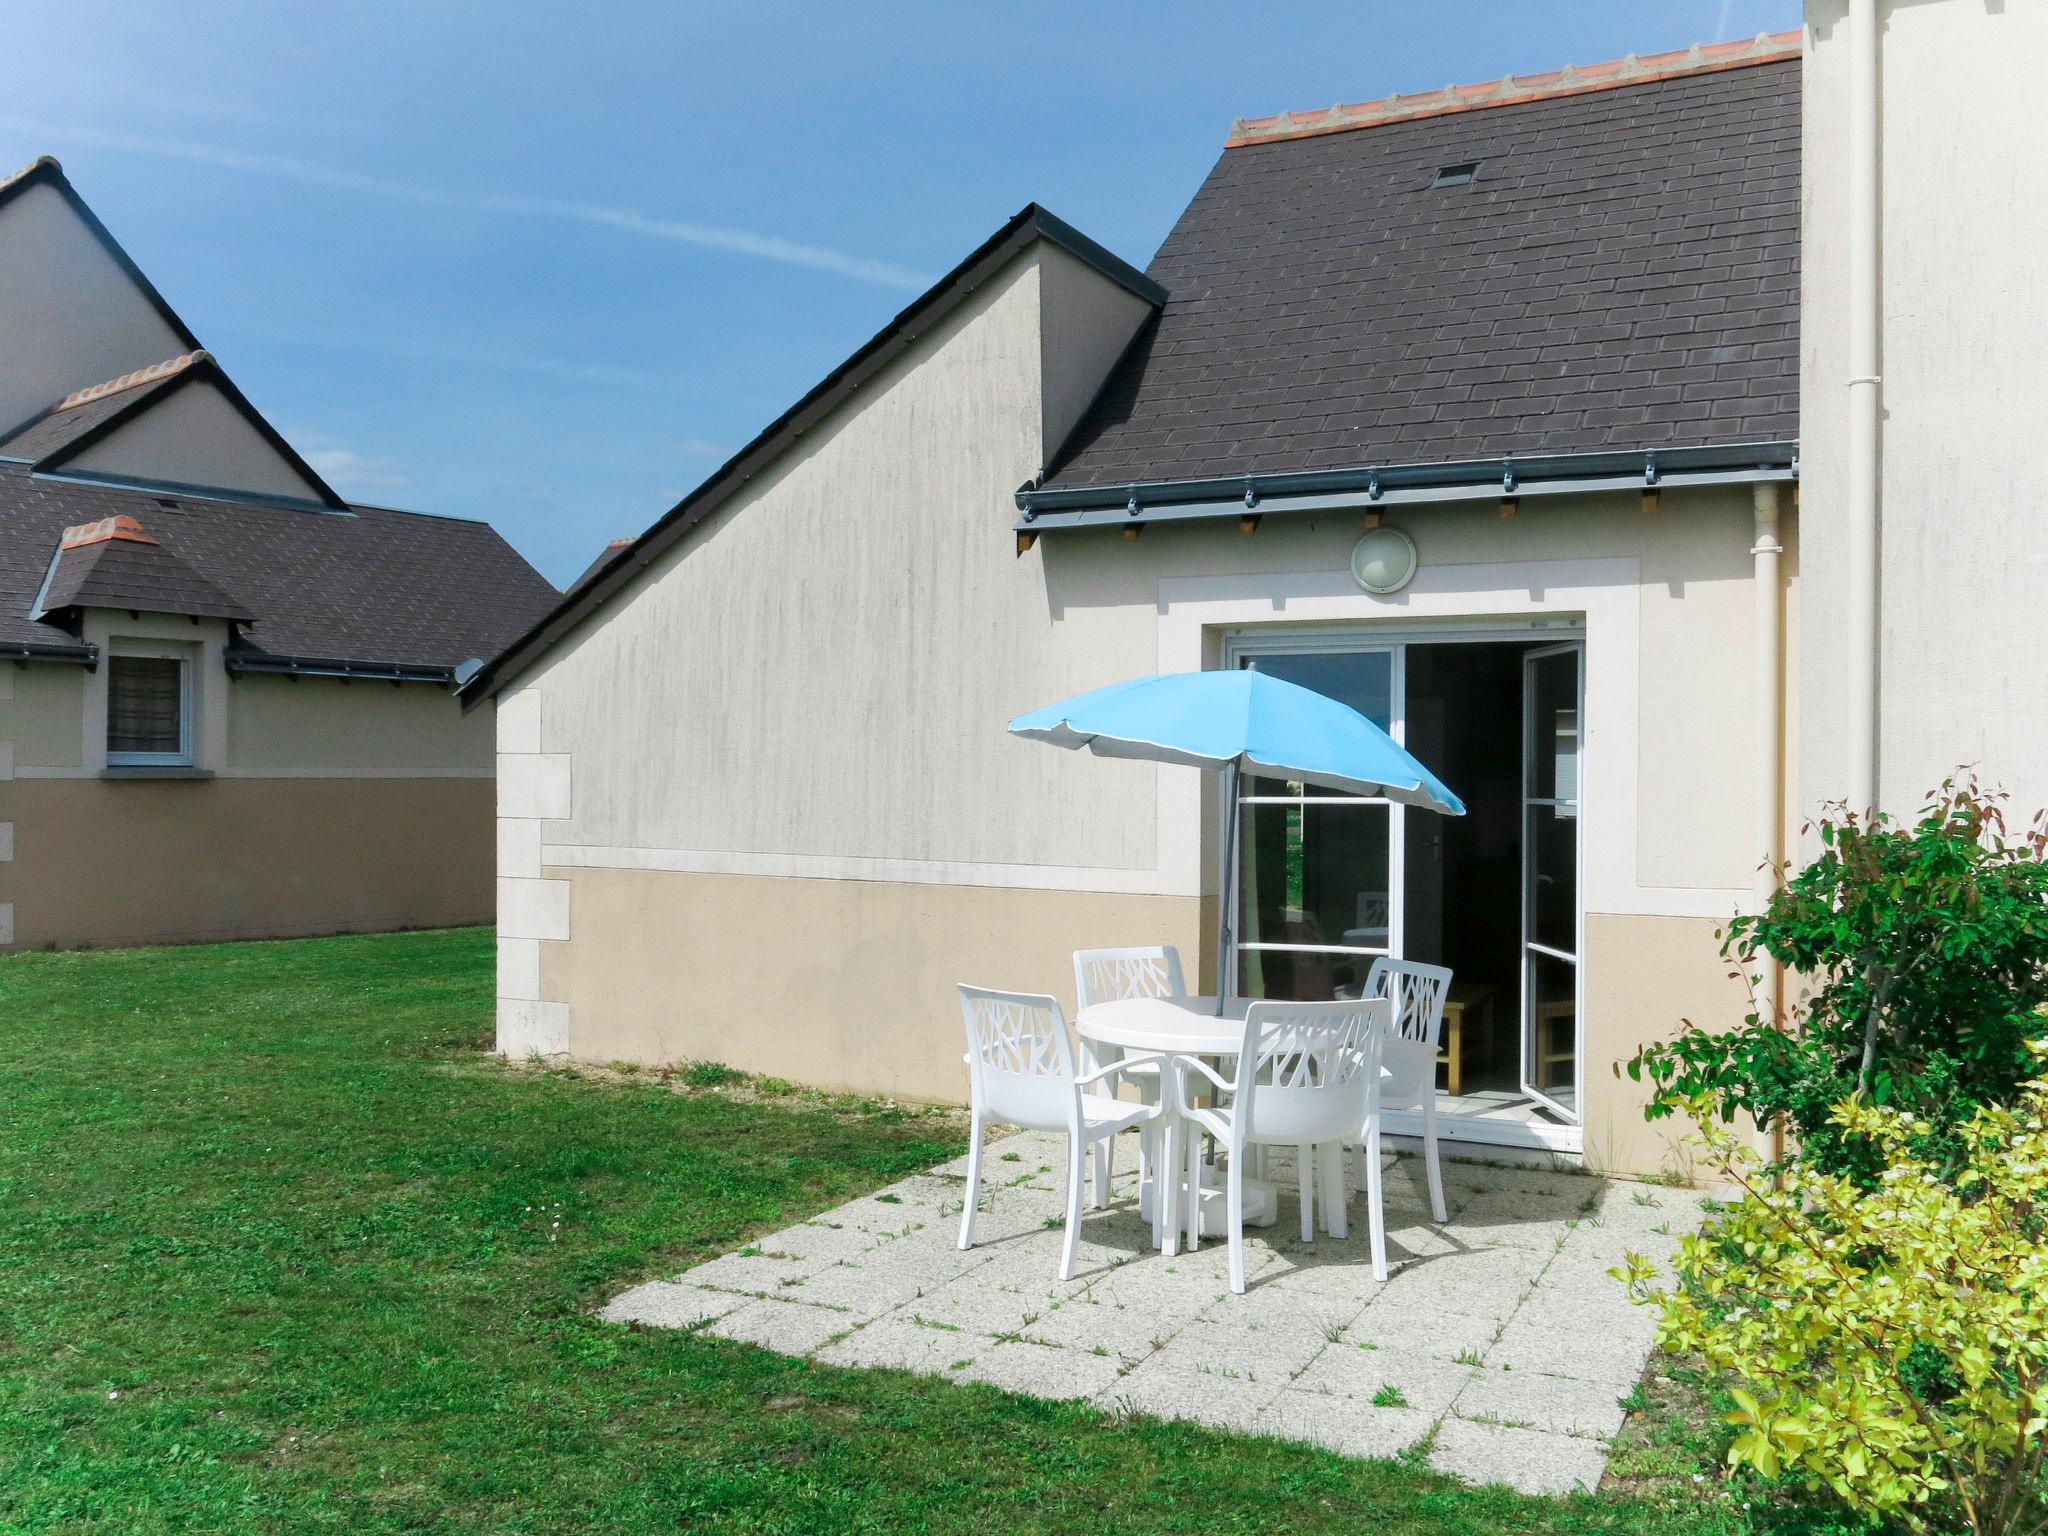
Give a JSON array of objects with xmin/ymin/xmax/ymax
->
[
  {"xmin": 0, "ymin": 177, "xmax": 190, "ymax": 432},
  {"xmin": 1801, "ymin": 0, "xmax": 2048, "ymax": 824},
  {"xmin": 525, "ymin": 244, "xmax": 1165, "ymax": 889},
  {"xmin": 492, "ymin": 229, "xmax": 1788, "ymax": 1174}
]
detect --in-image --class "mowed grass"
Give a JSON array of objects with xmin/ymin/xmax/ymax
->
[{"xmin": 0, "ymin": 927, "xmax": 1747, "ymax": 1535}]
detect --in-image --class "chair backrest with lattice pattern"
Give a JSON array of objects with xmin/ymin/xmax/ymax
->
[
  {"xmin": 1365, "ymin": 958, "xmax": 1453, "ymax": 1107},
  {"xmin": 1072, "ymin": 946, "xmax": 1186, "ymax": 1013},
  {"xmin": 1366, "ymin": 958, "xmax": 1453, "ymax": 1047},
  {"xmin": 957, "ymin": 984, "xmax": 1079, "ymax": 1131},
  {"xmin": 1231, "ymin": 998, "xmax": 1383, "ymax": 1145}
]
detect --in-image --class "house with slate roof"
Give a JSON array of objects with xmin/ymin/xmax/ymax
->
[
  {"xmin": 463, "ymin": 4, "xmax": 2048, "ymax": 1177},
  {"xmin": 0, "ymin": 158, "xmax": 557, "ymax": 951}
]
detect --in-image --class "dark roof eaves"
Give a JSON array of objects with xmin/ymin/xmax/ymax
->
[{"xmin": 462, "ymin": 203, "xmax": 1159, "ymax": 704}]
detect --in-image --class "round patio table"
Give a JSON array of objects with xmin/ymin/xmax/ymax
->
[
  {"xmin": 1074, "ymin": 994, "xmax": 1251, "ymax": 1059},
  {"xmin": 1075, "ymin": 996, "xmax": 1273, "ymax": 1244}
]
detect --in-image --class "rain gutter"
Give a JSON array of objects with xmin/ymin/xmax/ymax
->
[
  {"xmin": 224, "ymin": 651, "xmax": 455, "ymax": 685},
  {"xmin": 1014, "ymin": 442, "xmax": 1798, "ymax": 534}
]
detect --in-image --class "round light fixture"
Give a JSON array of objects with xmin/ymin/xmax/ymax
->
[{"xmin": 1350, "ymin": 527, "xmax": 1418, "ymax": 594}]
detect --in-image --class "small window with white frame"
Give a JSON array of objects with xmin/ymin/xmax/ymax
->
[{"xmin": 106, "ymin": 649, "xmax": 192, "ymax": 765}]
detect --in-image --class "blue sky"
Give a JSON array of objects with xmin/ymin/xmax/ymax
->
[{"xmin": 2, "ymin": 1, "xmax": 1795, "ymax": 587}]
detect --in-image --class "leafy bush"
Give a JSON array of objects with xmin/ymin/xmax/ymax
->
[
  {"xmin": 1627, "ymin": 774, "xmax": 2048, "ymax": 1178},
  {"xmin": 1616, "ymin": 1069, "xmax": 2048, "ymax": 1536}
]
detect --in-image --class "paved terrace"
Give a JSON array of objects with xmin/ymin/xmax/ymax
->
[{"xmin": 602, "ymin": 1131, "xmax": 1706, "ymax": 1496}]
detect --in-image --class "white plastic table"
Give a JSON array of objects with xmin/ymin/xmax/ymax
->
[
  {"xmin": 1074, "ymin": 995, "xmax": 1276, "ymax": 1240},
  {"xmin": 1074, "ymin": 994, "xmax": 1251, "ymax": 1060}
]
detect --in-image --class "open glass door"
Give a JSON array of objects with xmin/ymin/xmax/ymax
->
[
  {"xmin": 1231, "ymin": 649, "xmax": 1395, "ymax": 1003},
  {"xmin": 1520, "ymin": 642, "xmax": 1583, "ymax": 1122}
]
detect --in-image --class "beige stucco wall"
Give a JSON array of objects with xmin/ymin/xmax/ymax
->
[
  {"xmin": 0, "ymin": 622, "xmax": 493, "ymax": 949},
  {"xmin": 0, "ymin": 776, "xmax": 492, "ymax": 950},
  {"xmin": 0, "ymin": 176, "xmax": 191, "ymax": 433},
  {"xmin": 540, "ymin": 864, "xmax": 1201, "ymax": 1101},
  {"xmin": 498, "ymin": 232, "xmax": 1795, "ymax": 1175},
  {"xmin": 1801, "ymin": 1, "xmax": 2048, "ymax": 825},
  {"xmin": 1581, "ymin": 913, "xmax": 1752, "ymax": 1181},
  {"xmin": 61, "ymin": 378, "xmax": 329, "ymax": 505}
]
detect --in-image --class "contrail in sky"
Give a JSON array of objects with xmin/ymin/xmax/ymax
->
[{"xmin": 0, "ymin": 118, "xmax": 932, "ymax": 291}]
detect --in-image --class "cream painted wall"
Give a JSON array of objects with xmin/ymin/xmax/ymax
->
[
  {"xmin": 60, "ymin": 380, "xmax": 329, "ymax": 504},
  {"xmin": 0, "ymin": 178, "xmax": 190, "ymax": 432},
  {"xmin": 1043, "ymin": 488, "xmax": 1782, "ymax": 905},
  {"xmin": 4, "ymin": 663, "xmax": 85, "ymax": 769},
  {"xmin": 226, "ymin": 673, "xmax": 492, "ymax": 775},
  {"xmin": 1038, "ymin": 245, "xmax": 1159, "ymax": 472},
  {"xmin": 528, "ymin": 246, "xmax": 1164, "ymax": 883},
  {"xmin": 1802, "ymin": 1, "xmax": 2048, "ymax": 825},
  {"xmin": 504, "ymin": 232, "xmax": 1790, "ymax": 1173}
]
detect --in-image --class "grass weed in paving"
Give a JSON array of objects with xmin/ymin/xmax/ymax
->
[{"xmin": 1, "ymin": 927, "xmax": 1750, "ymax": 1534}]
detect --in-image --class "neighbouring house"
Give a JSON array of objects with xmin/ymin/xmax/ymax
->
[
  {"xmin": 462, "ymin": 3, "xmax": 2048, "ymax": 1177},
  {"xmin": 0, "ymin": 157, "xmax": 558, "ymax": 952}
]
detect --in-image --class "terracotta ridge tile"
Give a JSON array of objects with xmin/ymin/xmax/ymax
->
[
  {"xmin": 61, "ymin": 514, "xmax": 159, "ymax": 549},
  {"xmin": 56, "ymin": 350, "xmax": 212, "ymax": 412},
  {"xmin": 1227, "ymin": 30, "xmax": 1802, "ymax": 147}
]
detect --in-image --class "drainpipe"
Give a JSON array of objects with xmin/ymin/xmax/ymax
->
[
  {"xmin": 1752, "ymin": 483, "xmax": 1785, "ymax": 1035},
  {"xmin": 1844, "ymin": 0, "xmax": 1881, "ymax": 816}
]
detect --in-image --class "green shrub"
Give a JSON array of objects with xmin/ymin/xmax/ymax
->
[
  {"xmin": 1627, "ymin": 774, "xmax": 2048, "ymax": 1179},
  {"xmin": 1616, "ymin": 1067, "xmax": 2048, "ymax": 1536}
]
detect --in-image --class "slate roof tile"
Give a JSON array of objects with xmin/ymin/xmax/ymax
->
[
  {"xmin": 1044, "ymin": 52, "xmax": 1799, "ymax": 493},
  {"xmin": 1, "ymin": 464, "xmax": 558, "ymax": 667}
]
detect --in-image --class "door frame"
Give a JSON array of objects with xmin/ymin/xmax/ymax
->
[
  {"xmin": 1518, "ymin": 639, "xmax": 1587, "ymax": 1124},
  {"xmin": 1220, "ymin": 618, "xmax": 1588, "ymax": 1150}
]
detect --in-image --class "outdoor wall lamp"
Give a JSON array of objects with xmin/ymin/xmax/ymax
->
[{"xmin": 1350, "ymin": 526, "xmax": 1418, "ymax": 594}]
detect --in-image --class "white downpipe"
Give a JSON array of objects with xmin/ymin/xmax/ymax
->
[
  {"xmin": 1752, "ymin": 482, "xmax": 1785, "ymax": 1025},
  {"xmin": 1845, "ymin": 0, "xmax": 1881, "ymax": 815}
]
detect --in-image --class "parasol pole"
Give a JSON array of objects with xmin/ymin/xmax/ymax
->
[{"xmin": 1217, "ymin": 758, "xmax": 1239, "ymax": 1016}]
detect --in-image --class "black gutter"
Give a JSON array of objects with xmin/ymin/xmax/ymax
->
[
  {"xmin": 2, "ymin": 639, "xmax": 98, "ymax": 667},
  {"xmin": 224, "ymin": 650, "xmax": 456, "ymax": 685},
  {"xmin": 1016, "ymin": 441, "xmax": 1798, "ymax": 530}
]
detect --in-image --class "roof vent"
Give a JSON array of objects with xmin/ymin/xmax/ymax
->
[{"xmin": 1429, "ymin": 161, "xmax": 1481, "ymax": 188}]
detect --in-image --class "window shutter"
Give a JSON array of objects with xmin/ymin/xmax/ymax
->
[{"xmin": 108, "ymin": 657, "xmax": 185, "ymax": 755}]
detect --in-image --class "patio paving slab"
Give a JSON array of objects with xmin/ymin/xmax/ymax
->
[
  {"xmin": 1429, "ymin": 1415, "xmax": 1613, "ymax": 1495},
  {"xmin": 1098, "ymin": 1358, "xmax": 1282, "ymax": 1433},
  {"xmin": 1451, "ymin": 1365, "xmax": 1633, "ymax": 1442},
  {"xmin": 702, "ymin": 1296, "xmax": 860, "ymax": 1355},
  {"xmin": 600, "ymin": 1128, "xmax": 1703, "ymax": 1496},
  {"xmin": 957, "ymin": 1339, "xmax": 1127, "ymax": 1401},
  {"xmin": 596, "ymin": 1280, "xmax": 744, "ymax": 1331}
]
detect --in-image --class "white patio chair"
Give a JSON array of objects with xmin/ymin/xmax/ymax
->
[
  {"xmin": 1072, "ymin": 945, "xmax": 1185, "ymax": 1214},
  {"xmin": 956, "ymin": 984, "xmax": 1170, "ymax": 1282},
  {"xmin": 1169, "ymin": 999, "xmax": 1380, "ymax": 1294},
  {"xmin": 1350, "ymin": 959, "xmax": 1453, "ymax": 1276}
]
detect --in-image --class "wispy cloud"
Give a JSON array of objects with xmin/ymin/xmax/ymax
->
[
  {"xmin": 208, "ymin": 316, "xmax": 667, "ymax": 389},
  {"xmin": 1714, "ymin": 0, "xmax": 1736, "ymax": 40},
  {"xmin": 0, "ymin": 117, "xmax": 931, "ymax": 290},
  {"xmin": 675, "ymin": 438, "xmax": 734, "ymax": 459},
  {"xmin": 298, "ymin": 442, "xmax": 409, "ymax": 494}
]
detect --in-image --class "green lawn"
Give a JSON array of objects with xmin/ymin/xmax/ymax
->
[{"xmin": 0, "ymin": 927, "xmax": 1751, "ymax": 1534}]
